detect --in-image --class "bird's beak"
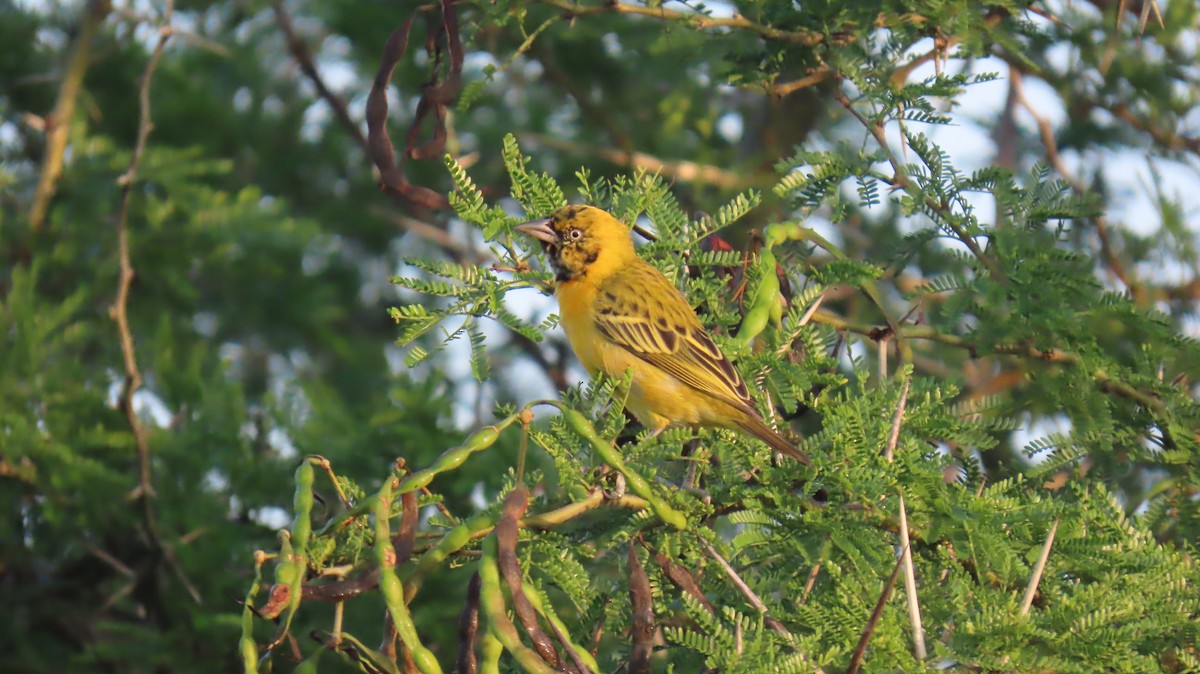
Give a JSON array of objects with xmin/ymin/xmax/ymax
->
[{"xmin": 516, "ymin": 218, "xmax": 557, "ymax": 244}]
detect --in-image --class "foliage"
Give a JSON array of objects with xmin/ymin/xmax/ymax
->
[{"xmin": 2, "ymin": 0, "xmax": 1199, "ymax": 673}]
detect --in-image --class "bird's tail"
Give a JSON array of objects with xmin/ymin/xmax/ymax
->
[{"xmin": 736, "ymin": 415, "xmax": 811, "ymax": 466}]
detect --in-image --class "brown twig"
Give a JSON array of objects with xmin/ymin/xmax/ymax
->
[
  {"xmin": 846, "ymin": 548, "xmax": 907, "ymax": 674},
  {"xmin": 106, "ymin": 0, "xmax": 201, "ymax": 608},
  {"xmin": 28, "ymin": 0, "xmax": 111, "ymax": 232},
  {"xmin": 113, "ymin": 2, "xmax": 173, "ymax": 502},
  {"xmin": 537, "ymin": 0, "xmax": 827, "ymax": 46},
  {"xmin": 1000, "ymin": 52, "xmax": 1199, "ymax": 157},
  {"xmin": 883, "ymin": 373, "xmax": 925, "ymax": 661},
  {"xmin": 811, "ymin": 310, "xmax": 1172, "ymax": 418},
  {"xmin": 699, "ymin": 539, "xmax": 794, "ymax": 641},
  {"xmin": 521, "ymin": 132, "xmax": 752, "ymax": 190},
  {"xmin": 771, "ymin": 66, "xmax": 835, "ymax": 97},
  {"xmin": 528, "ymin": 42, "xmax": 632, "ymax": 157},
  {"xmin": 370, "ymin": 207, "xmax": 481, "ymax": 260},
  {"xmin": 888, "ymin": 11, "xmax": 1005, "ymax": 87},
  {"xmin": 271, "ymin": 0, "xmax": 367, "ymax": 150},
  {"xmin": 1008, "ymin": 67, "xmax": 1139, "ymax": 296},
  {"xmin": 834, "ymin": 85, "xmax": 1009, "ymax": 285}
]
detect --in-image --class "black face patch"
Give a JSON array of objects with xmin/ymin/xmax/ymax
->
[{"xmin": 542, "ymin": 205, "xmax": 612, "ymax": 282}]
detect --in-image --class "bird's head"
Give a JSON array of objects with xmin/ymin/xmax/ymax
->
[{"xmin": 516, "ymin": 205, "xmax": 636, "ymax": 282}]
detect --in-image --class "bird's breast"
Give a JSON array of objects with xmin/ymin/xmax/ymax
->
[{"xmin": 556, "ymin": 279, "xmax": 604, "ymax": 373}]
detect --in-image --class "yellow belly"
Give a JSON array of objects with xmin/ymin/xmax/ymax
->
[{"xmin": 557, "ymin": 279, "xmax": 725, "ymax": 431}]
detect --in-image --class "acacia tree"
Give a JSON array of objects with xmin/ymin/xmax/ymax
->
[{"xmin": 2, "ymin": 0, "xmax": 1199, "ymax": 672}]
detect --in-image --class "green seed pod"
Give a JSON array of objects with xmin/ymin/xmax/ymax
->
[
  {"xmin": 561, "ymin": 409, "xmax": 687, "ymax": 530},
  {"xmin": 417, "ymin": 513, "xmax": 494, "ymax": 577},
  {"xmin": 291, "ymin": 458, "xmax": 316, "ymax": 552},
  {"xmin": 239, "ymin": 560, "xmax": 265, "ymax": 674},
  {"xmin": 480, "ymin": 631, "xmax": 503, "ymax": 674},
  {"xmin": 736, "ymin": 247, "xmax": 782, "ymax": 347},
  {"xmin": 397, "ymin": 424, "xmax": 506, "ymax": 495},
  {"xmin": 373, "ymin": 477, "xmax": 444, "ymax": 674}
]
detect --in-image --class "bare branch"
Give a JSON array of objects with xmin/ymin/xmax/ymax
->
[
  {"xmin": 522, "ymin": 132, "xmax": 754, "ymax": 190},
  {"xmin": 699, "ymin": 539, "xmax": 795, "ymax": 643},
  {"xmin": 28, "ymin": 0, "xmax": 110, "ymax": 232},
  {"xmin": 846, "ymin": 549, "xmax": 907, "ymax": 674},
  {"xmin": 107, "ymin": 0, "xmax": 201, "ymax": 606},
  {"xmin": 1008, "ymin": 67, "xmax": 1137, "ymax": 294},
  {"xmin": 272, "ymin": 0, "xmax": 367, "ymax": 150},
  {"xmin": 771, "ymin": 66, "xmax": 834, "ymax": 98},
  {"xmin": 1019, "ymin": 518, "xmax": 1059, "ymax": 616},
  {"xmin": 881, "ymin": 374, "xmax": 925, "ymax": 659},
  {"xmin": 834, "ymin": 85, "xmax": 1009, "ymax": 285}
]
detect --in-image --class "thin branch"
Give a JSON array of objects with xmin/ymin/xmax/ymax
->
[
  {"xmin": 1001, "ymin": 54, "xmax": 1200, "ymax": 158},
  {"xmin": 882, "ymin": 374, "xmax": 925, "ymax": 660},
  {"xmin": 888, "ymin": 11, "xmax": 1005, "ymax": 87},
  {"xmin": 834, "ymin": 86, "xmax": 1009, "ymax": 285},
  {"xmin": 271, "ymin": 0, "xmax": 367, "ymax": 150},
  {"xmin": 882, "ymin": 375, "xmax": 911, "ymax": 463},
  {"xmin": 113, "ymin": 3, "xmax": 173, "ymax": 502},
  {"xmin": 846, "ymin": 548, "xmax": 907, "ymax": 674},
  {"xmin": 1019, "ymin": 518, "xmax": 1059, "ymax": 616},
  {"xmin": 810, "ymin": 310, "xmax": 1173, "ymax": 416},
  {"xmin": 1008, "ymin": 67, "xmax": 1137, "ymax": 294},
  {"xmin": 699, "ymin": 540, "xmax": 798, "ymax": 644},
  {"xmin": 771, "ymin": 66, "xmax": 834, "ymax": 97},
  {"xmin": 28, "ymin": 0, "xmax": 110, "ymax": 232},
  {"xmin": 108, "ymin": 0, "xmax": 201, "ymax": 606},
  {"xmin": 895, "ymin": 495, "xmax": 925, "ymax": 658},
  {"xmin": 527, "ymin": 42, "xmax": 632, "ymax": 157}
]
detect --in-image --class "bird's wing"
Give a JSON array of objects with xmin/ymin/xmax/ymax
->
[{"xmin": 593, "ymin": 262, "xmax": 757, "ymax": 411}]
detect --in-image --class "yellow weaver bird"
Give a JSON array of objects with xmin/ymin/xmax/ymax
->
[{"xmin": 517, "ymin": 205, "xmax": 810, "ymax": 466}]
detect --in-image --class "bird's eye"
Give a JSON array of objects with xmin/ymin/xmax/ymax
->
[{"xmin": 567, "ymin": 228, "xmax": 583, "ymax": 241}]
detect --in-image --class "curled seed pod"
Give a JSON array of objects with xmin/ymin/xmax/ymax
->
[
  {"xmin": 627, "ymin": 545, "xmax": 654, "ymax": 674},
  {"xmin": 457, "ymin": 573, "xmax": 481, "ymax": 674},
  {"xmin": 495, "ymin": 487, "xmax": 563, "ymax": 669},
  {"xmin": 478, "ymin": 537, "xmax": 558, "ymax": 674}
]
